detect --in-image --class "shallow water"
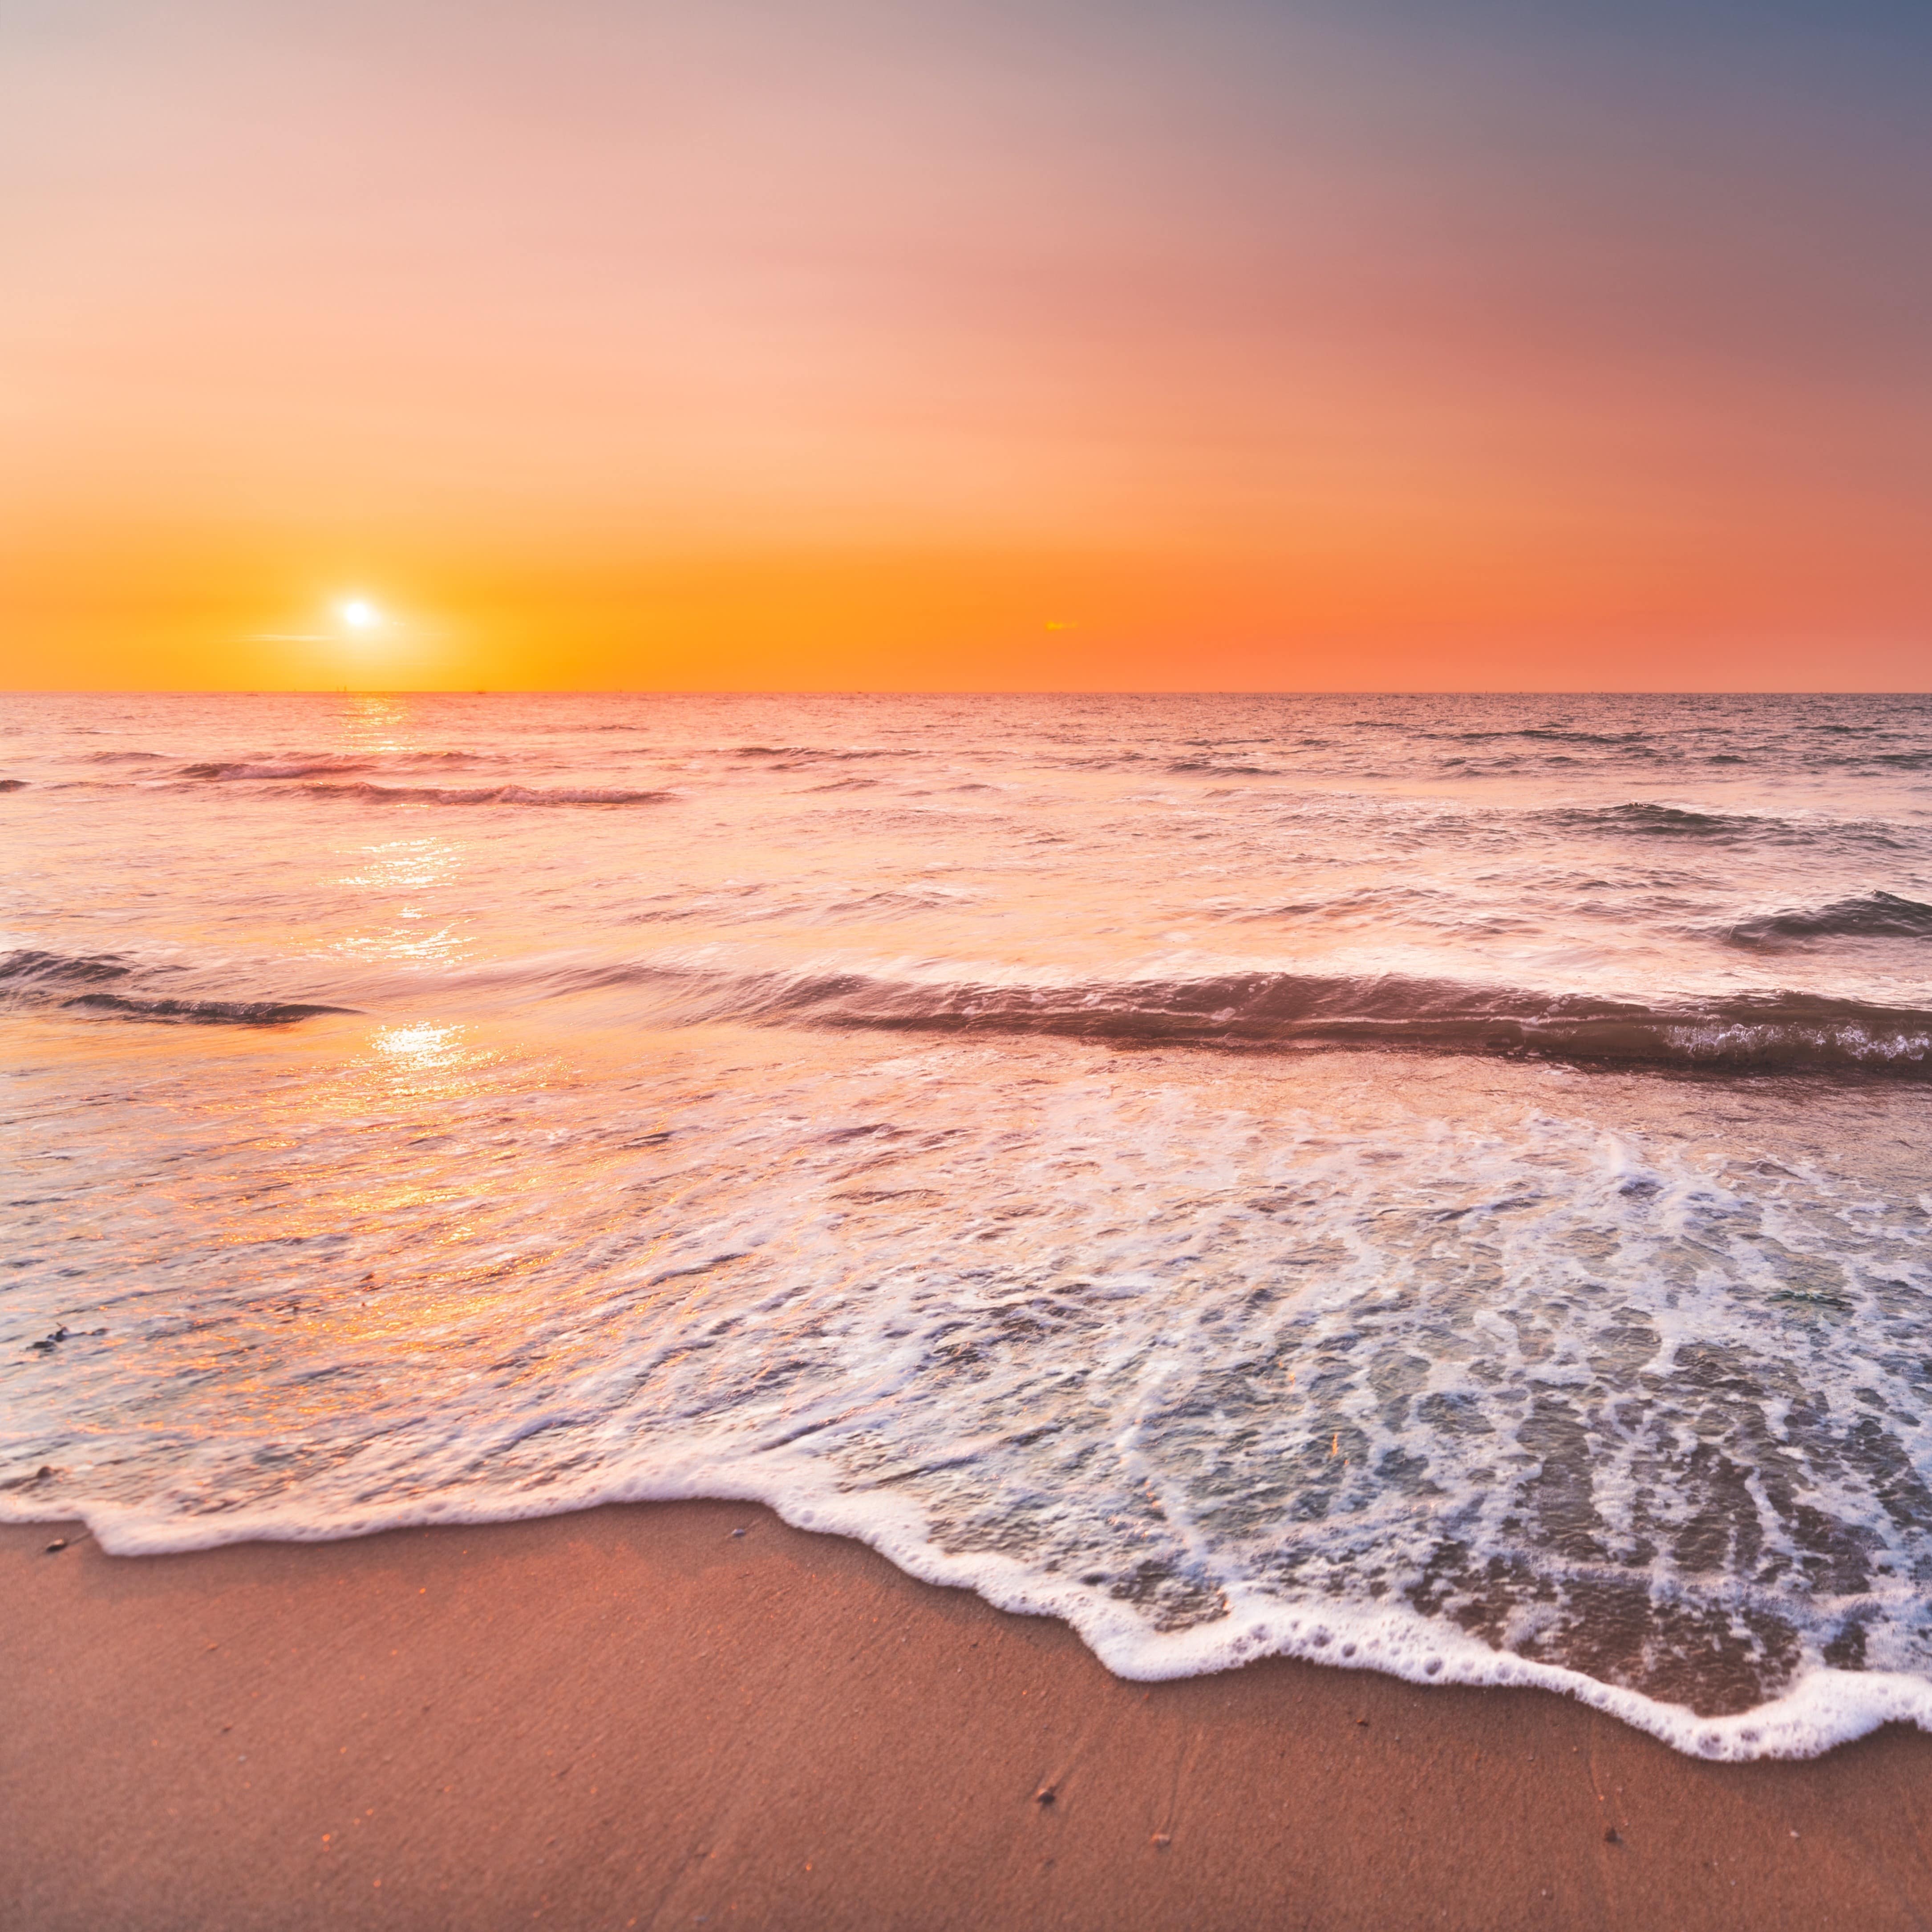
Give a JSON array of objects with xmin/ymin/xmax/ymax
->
[{"xmin": 6, "ymin": 691, "xmax": 1932, "ymax": 1757}]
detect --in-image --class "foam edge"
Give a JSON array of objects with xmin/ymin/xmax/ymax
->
[{"xmin": 11, "ymin": 1458, "xmax": 1929, "ymax": 1765}]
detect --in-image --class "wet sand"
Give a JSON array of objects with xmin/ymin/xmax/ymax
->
[{"xmin": 7, "ymin": 1500, "xmax": 1932, "ymax": 1931}]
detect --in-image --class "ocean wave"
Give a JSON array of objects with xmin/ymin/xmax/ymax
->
[
  {"xmin": 180, "ymin": 751, "xmax": 485, "ymax": 781},
  {"xmin": 0, "ymin": 948, "xmax": 347, "ymax": 1025},
  {"xmin": 0, "ymin": 948, "xmax": 133, "ymax": 988},
  {"xmin": 1554, "ymin": 801, "xmax": 1771, "ymax": 838},
  {"xmin": 297, "ymin": 782, "xmax": 675, "ymax": 806},
  {"xmin": 729, "ymin": 744, "xmax": 902, "ymax": 764},
  {"xmin": 563, "ymin": 959, "xmax": 1932, "ymax": 1074},
  {"xmin": 1167, "ymin": 758, "xmax": 1288, "ymax": 778},
  {"xmin": 1516, "ymin": 728, "xmax": 1652, "ymax": 745},
  {"xmin": 182, "ymin": 756, "xmax": 374, "ymax": 780},
  {"xmin": 59, "ymin": 992, "xmax": 357, "ymax": 1026},
  {"xmin": 1548, "ymin": 801, "xmax": 1900, "ymax": 848},
  {"xmin": 622, "ymin": 882, "xmax": 984, "ymax": 927},
  {"xmin": 1726, "ymin": 891, "xmax": 1932, "ymax": 947},
  {"xmin": 0, "ymin": 779, "xmax": 26, "ymax": 793},
  {"xmin": 1438, "ymin": 727, "xmax": 1654, "ymax": 748}
]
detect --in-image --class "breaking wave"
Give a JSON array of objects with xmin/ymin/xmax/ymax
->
[
  {"xmin": 13, "ymin": 937, "xmax": 1932, "ymax": 1068},
  {"xmin": 1551, "ymin": 801, "xmax": 1816, "ymax": 842},
  {"xmin": 0, "ymin": 948, "xmax": 134, "ymax": 989},
  {"xmin": 60, "ymin": 993, "xmax": 357, "ymax": 1026},
  {"xmin": 0, "ymin": 949, "xmax": 349, "ymax": 1026},
  {"xmin": 1726, "ymin": 891, "xmax": 1932, "ymax": 947},
  {"xmin": 296, "ymin": 782, "xmax": 676, "ymax": 807},
  {"xmin": 179, "ymin": 752, "xmax": 484, "ymax": 781},
  {"xmin": 560, "ymin": 959, "xmax": 1932, "ymax": 1076}
]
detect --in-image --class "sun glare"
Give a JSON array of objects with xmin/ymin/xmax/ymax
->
[{"xmin": 339, "ymin": 598, "xmax": 381, "ymax": 631}]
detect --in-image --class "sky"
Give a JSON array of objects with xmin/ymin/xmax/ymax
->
[{"xmin": 4, "ymin": 0, "xmax": 1930, "ymax": 690}]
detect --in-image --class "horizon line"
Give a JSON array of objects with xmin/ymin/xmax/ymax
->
[{"xmin": 4, "ymin": 687, "xmax": 1928, "ymax": 700}]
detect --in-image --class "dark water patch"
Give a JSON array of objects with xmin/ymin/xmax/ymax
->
[
  {"xmin": 60, "ymin": 993, "xmax": 356, "ymax": 1026},
  {"xmin": 1546, "ymin": 800, "xmax": 1908, "ymax": 852},
  {"xmin": 1, "ymin": 948, "xmax": 134, "ymax": 988},
  {"xmin": 1727, "ymin": 892, "xmax": 1932, "ymax": 948},
  {"xmin": 2, "ymin": 949, "xmax": 349, "ymax": 1025}
]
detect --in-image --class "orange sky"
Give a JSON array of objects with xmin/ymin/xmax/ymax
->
[{"xmin": 4, "ymin": 0, "xmax": 1930, "ymax": 690}]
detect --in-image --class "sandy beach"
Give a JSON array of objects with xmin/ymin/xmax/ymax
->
[{"xmin": 7, "ymin": 1501, "xmax": 1932, "ymax": 1931}]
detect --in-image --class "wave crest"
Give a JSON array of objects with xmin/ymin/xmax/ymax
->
[
  {"xmin": 567, "ymin": 960, "xmax": 1932, "ymax": 1075},
  {"xmin": 61, "ymin": 992, "xmax": 357, "ymax": 1025},
  {"xmin": 1, "ymin": 948, "xmax": 348, "ymax": 1025},
  {"xmin": 179, "ymin": 751, "xmax": 486, "ymax": 781},
  {"xmin": 298, "ymin": 782, "xmax": 675, "ymax": 806},
  {"xmin": 0, "ymin": 948, "xmax": 133, "ymax": 988},
  {"xmin": 1726, "ymin": 891, "xmax": 1932, "ymax": 946}
]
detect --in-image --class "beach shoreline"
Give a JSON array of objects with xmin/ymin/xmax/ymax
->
[{"xmin": 8, "ymin": 1501, "xmax": 1932, "ymax": 1931}]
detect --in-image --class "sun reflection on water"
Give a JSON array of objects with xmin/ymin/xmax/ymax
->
[
  {"xmin": 325, "ymin": 696, "xmax": 474, "ymax": 973},
  {"xmin": 34, "ymin": 1012, "xmax": 590, "ymax": 1455},
  {"xmin": 373, "ymin": 1021, "xmax": 465, "ymax": 1066},
  {"xmin": 332, "ymin": 838, "xmax": 471, "ymax": 968},
  {"xmin": 339, "ymin": 837, "xmax": 458, "ymax": 894},
  {"xmin": 336, "ymin": 693, "xmax": 414, "ymax": 756}
]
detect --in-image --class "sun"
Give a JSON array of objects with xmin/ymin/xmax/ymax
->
[{"xmin": 338, "ymin": 598, "xmax": 382, "ymax": 631}]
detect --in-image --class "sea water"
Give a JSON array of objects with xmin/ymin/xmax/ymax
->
[{"xmin": 5, "ymin": 690, "xmax": 1932, "ymax": 1758}]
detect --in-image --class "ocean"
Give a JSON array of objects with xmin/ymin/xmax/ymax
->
[{"xmin": 5, "ymin": 689, "xmax": 1931, "ymax": 1759}]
